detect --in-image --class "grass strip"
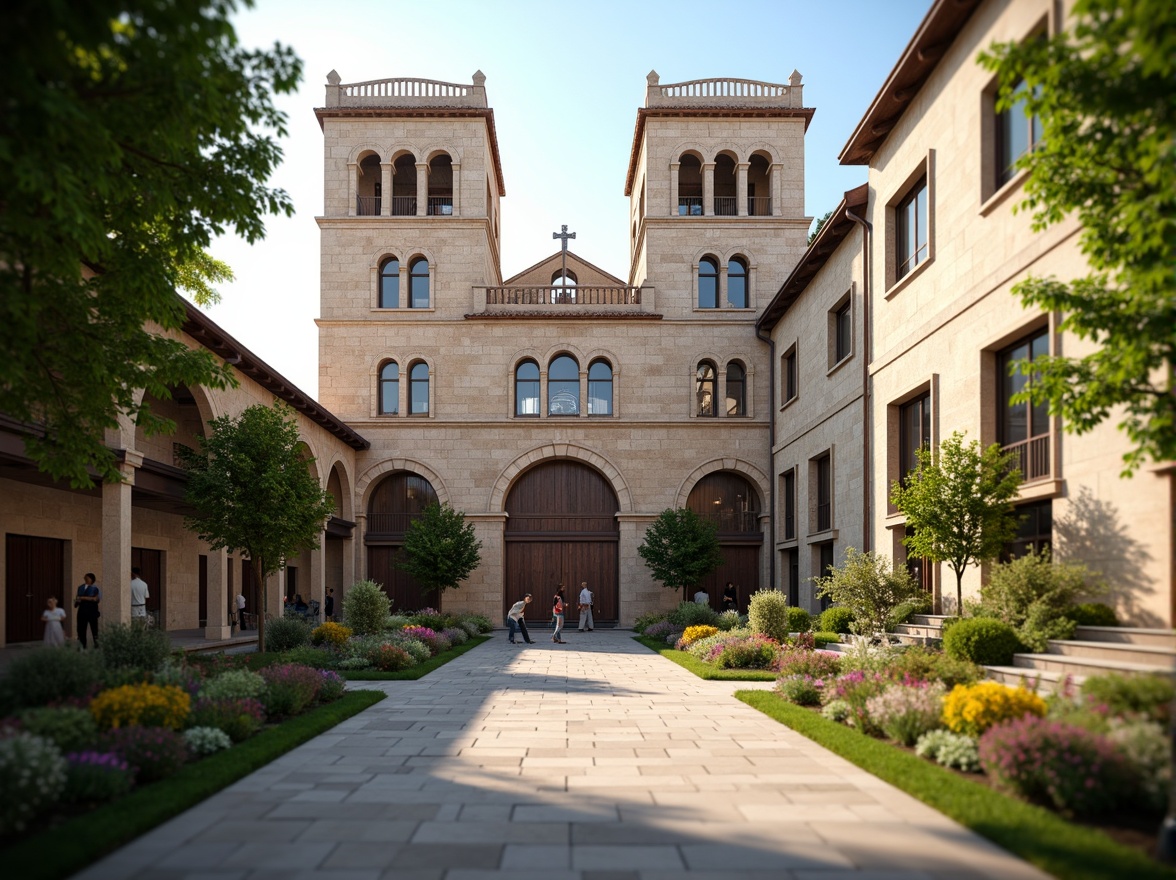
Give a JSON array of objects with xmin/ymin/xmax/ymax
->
[
  {"xmin": 341, "ymin": 634, "xmax": 490, "ymax": 680},
  {"xmin": 633, "ymin": 635, "xmax": 777, "ymax": 681},
  {"xmin": 4, "ymin": 689, "xmax": 386, "ymax": 880},
  {"xmin": 736, "ymin": 689, "xmax": 1176, "ymax": 880}
]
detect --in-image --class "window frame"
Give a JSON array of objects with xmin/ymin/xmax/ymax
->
[
  {"xmin": 378, "ymin": 257, "xmax": 400, "ymax": 309},
  {"xmin": 697, "ymin": 257, "xmax": 719, "ymax": 309},
  {"xmin": 727, "ymin": 257, "xmax": 748, "ymax": 309},
  {"xmin": 896, "ymin": 176, "xmax": 928, "ymax": 281},
  {"xmin": 587, "ymin": 359, "xmax": 614, "ymax": 416},
  {"xmin": 812, "ymin": 452, "xmax": 832, "ymax": 534},
  {"xmin": 695, "ymin": 360, "xmax": 717, "ymax": 417},
  {"xmin": 725, "ymin": 361, "xmax": 746, "ymax": 416},
  {"xmin": 514, "ymin": 359, "xmax": 540, "ymax": 418},
  {"xmin": 898, "ymin": 392, "xmax": 932, "ymax": 484},
  {"xmin": 378, "ymin": 361, "xmax": 399, "ymax": 415},
  {"xmin": 781, "ymin": 344, "xmax": 798, "ymax": 406},
  {"xmin": 885, "ymin": 152, "xmax": 935, "ymax": 297},
  {"xmin": 782, "ymin": 468, "xmax": 796, "ymax": 541},
  {"xmin": 547, "ymin": 354, "xmax": 580, "ymax": 417},
  {"xmin": 407, "ymin": 361, "xmax": 430, "ymax": 416},
  {"xmin": 408, "ymin": 257, "xmax": 430, "ymax": 309}
]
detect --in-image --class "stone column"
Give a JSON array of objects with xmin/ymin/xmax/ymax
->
[
  {"xmin": 381, "ymin": 162, "xmax": 393, "ymax": 217},
  {"xmin": 771, "ymin": 164, "xmax": 784, "ymax": 217},
  {"xmin": 451, "ymin": 162, "xmax": 461, "ymax": 217},
  {"xmin": 347, "ymin": 162, "xmax": 357, "ymax": 217},
  {"xmin": 353, "ymin": 515, "xmax": 366, "ymax": 585},
  {"xmin": 101, "ymin": 455, "xmax": 139, "ymax": 624},
  {"xmin": 266, "ymin": 569, "xmax": 284, "ymax": 622},
  {"xmin": 702, "ymin": 162, "xmax": 715, "ymax": 217},
  {"xmin": 204, "ymin": 548, "xmax": 231, "ymax": 640},
  {"xmin": 309, "ymin": 531, "xmax": 327, "ymax": 614},
  {"xmin": 669, "ymin": 162, "xmax": 680, "ymax": 216},
  {"xmin": 736, "ymin": 162, "xmax": 749, "ymax": 216},
  {"xmin": 416, "ymin": 162, "xmax": 428, "ymax": 216}
]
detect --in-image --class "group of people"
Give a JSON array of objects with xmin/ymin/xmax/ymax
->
[
  {"xmin": 506, "ymin": 581, "xmax": 595, "ymax": 645},
  {"xmin": 40, "ymin": 567, "xmax": 152, "ymax": 647},
  {"xmin": 693, "ymin": 582, "xmax": 740, "ymax": 612}
]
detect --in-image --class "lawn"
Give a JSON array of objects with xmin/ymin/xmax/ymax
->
[{"xmin": 633, "ymin": 635, "xmax": 777, "ymax": 680}]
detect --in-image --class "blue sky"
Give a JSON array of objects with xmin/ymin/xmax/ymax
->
[{"xmin": 204, "ymin": 0, "xmax": 931, "ymax": 398}]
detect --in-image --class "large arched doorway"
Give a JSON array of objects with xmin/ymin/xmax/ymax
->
[
  {"xmin": 365, "ymin": 472, "xmax": 439, "ymax": 612},
  {"xmin": 686, "ymin": 472, "xmax": 763, "ymax": 612},
  {"xmin": 504, "ymin": 460, "xmax": 619, "ymax": 627}
]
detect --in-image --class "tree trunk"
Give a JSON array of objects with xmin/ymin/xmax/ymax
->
[
  {"xmin": 253, "ymin": 556, "xmax": 266, "ymax": 653},
  {"xmin": 955, "ymin": 567, "xmax": 964, "ymax": 617}
]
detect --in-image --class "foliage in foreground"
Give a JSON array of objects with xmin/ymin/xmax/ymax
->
[
  {"xmin": 396, "ymin": 502, "xmax": 482, "ymax": 595},
  {"xmin": 637, "ymin": 507, "xmax": 724, "ymax": 600},
  {"xmin": 813, "ymin": 548, "xmax": 922, "ymax": 636}
]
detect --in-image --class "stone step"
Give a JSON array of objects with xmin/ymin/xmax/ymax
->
[
  {"xmin": 1012, "ymin": 651, "xmax": 1176, "ymax": 679},
  {"xmin": 892, "ymin": 623, "xmax": 943, "ymax": 639},
  {"xmin": 911, "ymin": 614, "xmax": 952, "ymax": 626},
  {"xmin": 1074, "ymin": 625, "xmax": 1176, "ymax": 649},
  {"xmin": 1045, "ymin": 638, "xmax": 1176, "ymax": 668},
  {"xmin": 985, "ymin": 665, "xmax": 1085, "ymax": 693}
]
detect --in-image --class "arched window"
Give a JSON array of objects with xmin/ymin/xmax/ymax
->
[
  {"xmin": 551, "ymin": 269, "xmax": 577, "ymax": 303},
  {"xmin": 427, "ymin": 153, "xmax": 453, "ymax": 215},
  {"xmin": 548, "ymin": 355, "xmax": 580, "ymax": 416},
  {"xmin": 748, "ymin": 153, "xmax": 772, "ymax": 216},
  {"xmin": 698, "ymin": 257, "xmax": 719, "ymax": 309},
  {"xmin": 357, "ymin": 154, "xmax": 382, "ymax": 216},
  {"xmin": 408, "ymin": 362, "xmax": 429, "ymax": 415},
  {"xmin": 727, "ymin": 257, "xmax": 748, "ymax": 308},
  {"xmin": 714, "ymin": 154, "xmax": 737, "ymax": 215},
  {"xmin": 588, "ymin": 360, "xmax": 613, "ymax": 416},
  {"xmin": 515, "ymin": 360, "xmax": 540, "ymax": 416},
  {"xmin": 409, "ymin": 258, "xmax": 430, "ymax": 308},
  {"xmin": 379, "ymin": 361, "xmax": 399, "ymax": 415},
  {"xmin": 696, "ymin": 361, "xmax": 717, "ymax": 417},
  {"xmin": 678, "ymin": 154, "xmax": 702, "ymax": 215},
  {"xmin": 726, "ymin": 362, "xmax": 746, "ymax": 416},
  {"xmin": 379, "ymin": 257, "xmax": 399, "ymax": 308},
  {"xmin": 391, "ymin": 154, "xmax": 416, "ymax": 215}
]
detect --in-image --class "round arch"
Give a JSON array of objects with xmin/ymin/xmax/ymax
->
[
  {"xmin": 675, "ymin": 458, "xmax": 770, "ymax": 511},
  {"xmin": 357, "ymin": 458, "xmax": 449, "ymax": 511},
  {"xmin": 489, "ymin": 444, "xmax": 632, "ymax": 514}
]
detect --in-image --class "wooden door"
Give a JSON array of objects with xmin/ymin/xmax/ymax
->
[
  {"xmin": 366, "ymin": 546, "xmax": 437, "ymax": 614},
  {"xmin": 5, "ymin": 534, "xmax": 65, "ymax": 643},
  {"xmin": 696, "ymin": 544, "xmax": 760, "ymax": 614},
  {"xmin": 198, "ymin": 554, "xmax": 208, "ymax": 627},
  {"xmin": 131, "ymin": 547, "xmax": 164, "ymax": 627}
]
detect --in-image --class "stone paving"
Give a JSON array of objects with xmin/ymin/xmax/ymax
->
[{"xmin": 75, "ymin": 630, "xmax": 1048, "ymax": 879}]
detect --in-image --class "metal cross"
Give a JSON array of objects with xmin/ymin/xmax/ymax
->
[{"xmin": 552, "ymin": 224, "xmax": 576, "ymax": 288}]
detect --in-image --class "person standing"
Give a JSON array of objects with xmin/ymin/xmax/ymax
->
[
  {"xmin": 577, "ymin": 581, "xmax": 594, "ymax": 632},
  {"xmin": 130, "ymin": 567, "xmax": 150, "ymax": 621},
  {"xmin": 722, "ymin": 582, "xmax": 738, "ymax": 613},
  {"xmin": 74, "ymin": 572, "xmax": 101, "ymax": 648},
  {"xmin": 551, "ymin": 587, "xmax": 567, "ymax": 644},
  {"xmin": 506, "ymin": 593, "xmax": 534, "ymax": 644},
  {"xmin": 324, "ymin": 588, "xmax": 335, "ymax": 622},
  {"xmin": 235, "ymin": 590, "xmax": 247, "ymax": 629},
  {"xmin": 42, "ymin": 597, "xmax": 66, "ymax": 647},
  {"xmin": 693, "ymin": 587, "xmax": 710, "ymax": 605}
]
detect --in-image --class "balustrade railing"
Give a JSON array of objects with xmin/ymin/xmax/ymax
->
[
  {"xmin": 697, "ymin": 510, "xmax": 762, "ymax": 534},
  {"xmin": 365, "ymin": 512, "xmax": 414, "ymax": 535},
  {"xmin": 714, "ymin": 197, "xmax": 737, "ymax": 216},
  {"xmin": 748, "ymin": 196, "xmax": 771, "ymax": 216},
  {"xmin": 1003, "ymin": 435, "xmax": 1051, "ymax": 482},
  {"xmin": 647, "ymin": 73, "xmax": 803, "ymax": 109},
  {"xmin": 390, "ymin": 196, "xmax": 416, "ymax": 216},
  {"xmin": 356, "ymin": 196, "xmax": 381, "ymax": 216},
  {"xmin": 485, "ymin": 286, "xmax": 642, "ymax": 306},
  {"xmin": 678, "ymin": 197, "xmax": 703, "ymax": 216},
  {"xmin": 427, "ymin": 197, "xmax": 453, "ymax": 216}
]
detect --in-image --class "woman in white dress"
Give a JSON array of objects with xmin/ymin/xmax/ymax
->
[{"xmin": 42, "ymin": 596, "xmax": 66, "ymax": 647}]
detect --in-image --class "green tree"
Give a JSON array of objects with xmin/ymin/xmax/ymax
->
[
  {"xmin": 637, "ymin": 508, "xmax": 724, "ymax": 602},
  {"xmin": 978, "ymin": 0, "xmax": 1175, "ymax": 474},
  {"xmin": 808, "ymin": 210, "xmax": 834, "ymax": 245},
  {"xmin": 813, "ymin": 548, "xmax": 923, "ymax": 637},
  {"xmin": 889, "ymin": 432, "xmax": 1022, "ymax": 615},
  {"xmin": 178, "ymin": 403, "xmax": 334, "ymax": 652},
  {"xmin": 396, "ymin": 502, "xmax": 482, "ymax": 596},
  {"xmin": 0, "ymin": 0, "xmax": 302, "ymax": 488}
]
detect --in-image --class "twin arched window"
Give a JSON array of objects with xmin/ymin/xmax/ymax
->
[
  {"xmin": 379, "ymin": 360, "xmax": 429, "ymax": 415},
  {"xmin": 697, "ymin": 256, "xmax": 749, "ymax": 309},
  {"xmin": 379, "ymin": 256, "xmax": 430, "ymax": 309},
  {"xmin": 515, "ymin": 357, "xmax": 614, "ymax": 417},
  {"xmin": 379, "ymin": 362, "xmax": 399, "ymax": 414},
  {"xmin": 696, "ymin": 359, "xmax": 746, "ymax": 417}
]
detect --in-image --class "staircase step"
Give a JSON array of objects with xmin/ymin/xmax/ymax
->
[
  {"xmin": 911, "ymin": 615, "xmax": 953, "ymax": 626},
  {"xmin": 1046, "ymin": 639, "xmax": 1176, "ymax": 667},
  {"xmin": 1074, "ymin": 625, "xmax": 1176, "ymax": 649},
  {"xmin": 892, "ymin": 623, "xmax": 943, "ymax": 639},
  {"xmin": 1012, "ymin": 652, "xmax": 1176, "ymax": 679},
  {"xmin": 985, "ymin": 665, "xmax": 1085, "ymax": 694}
]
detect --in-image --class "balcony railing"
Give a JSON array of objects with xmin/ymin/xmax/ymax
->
[
  {"xmin": 678, "ymin": 197, "xmax": 703, "ymax": 216},
  {"xmin": 390, "ymin": 196, "xmax": 416, "ymax": 216},
  {"xmin": 485, "ymin": 286, "xmax": 642, "ymax": 306},
  {"xmin": 714, "ymin": 197, "xmax": 737, "ymax": 216},
  {"xmin": 697, "ymin": 510, "xmax": 762, "ymax": 535},
  {"xmin": 427, "ymin": 197, "xmax": 453, "ymax": 215},
  {"xmin": 356, "ymin": 196, "xmax": 381, "ymax": 216},
  {"xmin": 1003, "ymin": 435, "xmax": 1051, "ymax": 482},
  {"xmin": 365, "ymin": 512, "xmax": 414, "ymax": 536},
  {"xmin": 748, "ymin": 196, "xmax": 771, "ymax": 216}
]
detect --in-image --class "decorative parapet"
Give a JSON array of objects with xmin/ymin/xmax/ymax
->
[
  {"xmin": 325, "ymin": 69, "xmax": 488, "ymax": 108},
  {"xmin": 467, "ymin": 286, "xmax": 658, "ymax": 317},
  {"xmin": 645, "ymin": 69, "xmax": 803, "ymax": 109}
]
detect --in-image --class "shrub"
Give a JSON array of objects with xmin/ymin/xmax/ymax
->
[
  {"xmin": 259, "ymin": 663, "xmax": 322, "ymax": 718},
  {"xmin": 442, "ymin": 626, "xmax": 469, "ymax": 646},
  {"xmin": 317, "ymin": 670, "xmax": 347, "ymax": 702},
  {"xmin": 152, "ymin": 658, "xmax": 204, "ymax": 699},
  {"xmin": 184, "ymin": 726, "xmax": 233, "ymax": 756},
  {"xmin": 774, "ymin": 647, "xmax": 843, "ymax": 678},
  {"xmin": 343, "ymin": 580, "xmax": 392, "ymax": 635},
  {"xmin": 943, "ymin": 682, "xmax": 1047, "ymax": 737},
  {"xmin": 715, "ymin": 636, "xmax": 779, "ymax": 669},
  {"xmin": 372, "ymin": 644, "xmax": 414, "ymax": 672},
  {"xmin": 1080, "ymin": 672, "xmax": 1174, "ymax": 724},
  {"xmin": 786, "ymin": 607, "xmax": 812, "ymax": 634},
  {"xmin": 199, "ymin": 669, "xmax": 267, "ymax": 702},
  {"xmin": 887, "ymin": 593, "xmax": 933, "ymax": 629},
  {"xmin": 1106, "ymin": 718, "xmax": 1169, "ymax": 813},
  {"xmin": 819, "ymin": 606, "xmax": 855, "ymax": 634},
  {"xmin": 402, "ymin": 625, "xmax": 449, "ymax": 655},
  {"xmin": 187, "ymin": 697, "xmax": 266, "ymax": 743},
  {"xmin": 687, "ymin": 629, "xmax": 749, "ymax": 661},
  {"xmin": 710, "ymin": 610, "xmax": 738, "ymax": 631},
  {"xmin": 336, "ymin": 656, "xmax": 373, "ymax": 670},
  {"xmin": 387, "ymin": 635, "xmax": 432, "ymax": 665},
  {"xmin": 283, "ymin": 646, "xmax": 338, "ymax": 669},
  {"xmin": 942, "ymin": 617, "xmax": 1021, "ymax": 666},
  {"xmin": 821, "ymin": 670, "xmax": 889, "ymax": 732},
  {"xmin": 915, "ymin": 730, "xmax": 981, "ymax": 772},
  {"xmin": 62, "ymin": 750, "xmax": 134, "ymax": 803},
  {"xmin": 885, "ymin": 646, "xmax": 983, "ymax": 689},
  {"xmin": 837, "ymin": 634, "xmax": 899, "ymax": 676},
  {"xmin": 668, "ymin": 601, "xmax": 718, "ymax": 629},
  {"xmin": 1069, "ymin": 602, "xmax": 1119, "ymax": 627},
  {"xmin": 642, "ymin": 620, "xmax": 678, "ymax": 640},
  {"xmin": 0, "ymin": 732, "xmax": 68, "ymax": 831},
  {"xmin": 0, "ymin": 647, "xmax": 104, "ymax": 714},
  {"xmin": 975, "ymin": 550, "xmax": 1096, "ymax": 652},
  {"xmin": 16, "ymin": 706, "xmax": 99, "ymax": 753},
  {"xmin": 979, "ymin": 716, "xmax": 1130, "ymax": 816},
  {"xmin": 747, "ymin": 589, "xmax": 791, "ymax": 642},
  {"xmin": 265, "ymin": 616, "xmax": 312, "ymax": 652},
  {"xmin": 98, "ymin": 620, "xmax": 173, "ymax": 671},
  {"xmin": 99, "ymin": 725, "xmax": 188, "ymax": 784},
  {"xmin": 813, "ymin": 548, "xmax": 922, "ymax": 636},
  {"xmin": 634, "ymin": 611, "xmax": 669, "ymax": 634},
  {"xmin": 90, "ymin": 683, "xmax": 190, "ymax": 730},
  {"xmin": 459, "ymin": 614, "xmax": 490, "ymax": 636},
  {"xmin": 385, "ymin": 614, "xmax": 412, "ymax": 631},
  {"xmin": 677, "ymin": 625, "xmax": 719, "ymax": 647},
  {"xmin": 812, "ymin": 632, "xmax": 840, "ymax": 647},
  {"xmin": 407, "ymin": 609, "xmax": 449, "ymax": 632},
  {"xmin": 865, "ymin": 682, "xmax": 946, "ymax": 746},
  {"xmin": 776, "ymin": 675, "xmax": 824, "ymax": 706}
]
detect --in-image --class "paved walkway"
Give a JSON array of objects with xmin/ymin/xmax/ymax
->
[{"xmin": 76, "ymin": 630, "xmax": 1047, "ymax": 880}]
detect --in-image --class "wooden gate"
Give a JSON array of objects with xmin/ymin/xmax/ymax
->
[
  {"xmin": 365, "ymin": 472, "xmax": 441, "ymax": 613},
  {"xmin": 366, "ymin": 546, "xmax": 436, "ymax": 614},
  {"xmin": 6, "ymin": 534, "xmax": 65, "ymax": 644},
  {"xmin": 504, "ymin": 460, "xmax": 619, "ymax": 626},
  {"xmin": 132, "ymin": 547, "xmax": 164, "ymax": 628}
]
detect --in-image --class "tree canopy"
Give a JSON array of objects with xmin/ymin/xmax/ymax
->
[
  {"xmin": 0, "ymin": 0, "xmax": 302, "ymax": 487},
  {"xmin": 889, "ymin": 432, "xmax": 1022, "ymax": 615},
  {"xmin": 397, "ymin": 502, "xmax": 483, "ymax": 596},
  {"xmin": 637, "ymin": 507, "xmax": 724, "ymax": 601},
  {"xmin": 978, "ymin": 0, "xmax": 1175, "ymax": 474},
  {"xmin": 179, "ymin": 402, "xmax": 334, "ymax": 651}
]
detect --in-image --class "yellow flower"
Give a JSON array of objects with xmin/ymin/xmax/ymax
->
[
  {"xmin": 90, "ymin": 683, "xmax": 190, "ymax": 730},
  {"xmin": 942, "ymin": 682, "xmax": 1045, "ymax": 737}
]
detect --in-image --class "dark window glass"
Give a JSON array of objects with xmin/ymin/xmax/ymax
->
[
  {"xmin": 899, "ymin": 393, "xmax": 932, "ymax": 483},
  {"xmin": 548, "ymin": 355, "xmax": 579, "ymax": 415},
  {"xmin": 698, "ymin": 257, "xmax": 718, "ymax": 309},
  {"xmin": 725, "ymin": 362, "xmax": 745, "ymax": 416},
  {"xmin": 408, "ymin": 362, "xmax": 429, "ymax": 415},
  {"xmin": 379, "ymin": 258, "xmax": 399, "ymax": 308},
  {"xmin": 379, "ymin": 362, "xmax": 399, "ymax": 415},
  {"xmin": 818, "ymin": 543, "xmax": 835, "ymax": 611},
  {"xmin": 896, "ymin": 178, "xmax": 928, "ymax": 280},
  {"xmin": 787, "ymin": 548, "xmax": 800, "ymax": 606},
  {"xmin": 783, "ymin": 349, "xmax": 797, "ymax": 402},
  {"xmin": 727, "ymin": 259, "xmax": 748, "ymax": 308},
  {"xmin": 409, "ymin": 258, "xmax": 430, "ymax": 308},
  {"xmin": 678, "ymin": 154, "xmax": 702, "ymax": 215},
  {"xmin": 696, "ymin": 362, "xmax": 716, "ymax": 416},
  {"xmin": 999, "ymin": 328, "xmax": 1051, "ymax": 480},
  {"xmin": 783, "ymin": 470, "xmax": 796, "ymax": 540},
  {"xmin": 835, "ymin": 302, "xmax": 852, "ymax": 362},
  {"xmin": 588, "ymin": 360, "xmax": 613, "ymax": 415},
  {"xmin": 816, "ymin": 454, "xmax": 831, "ymax": 532},
  {"xmin": 1005, "ymin": 499, "xmax": 1053, "ymax": 560},
  {"xmin": 515, "ymin": 360, "xmax": 540, "ymax": 417},
  {"xmin": 997, "ymin": 80, "xmax": 1043, "ymax": 186}
]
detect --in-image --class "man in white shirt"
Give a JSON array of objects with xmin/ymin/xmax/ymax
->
[
  {"xmin": 130, "ymin": 567, "xmax": 150, "ymax": 620},
  {"xmin": 577, "ymin": 582, "xmax": 594, "ymax": 632},
  {"xmin": 506, "ymin": 593, "xmax": 533, "ymax": 644},
  {"xmin": 693, "ymin": 588, "xmax": 709, "ymax": 605},
  {"xmin": 235, "ymin": 592, "xmax": 246, "ymax": 630}
]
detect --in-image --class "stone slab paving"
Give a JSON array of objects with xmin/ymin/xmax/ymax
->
[{"xmin": 74, "ymin": 630, "xmax": 1049, "ymax": 880}]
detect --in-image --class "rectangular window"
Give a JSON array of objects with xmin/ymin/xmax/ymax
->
[
  {"xmin": 782, "ymin": 469, "xmax": 796, "ymax": 540},
  {"xmin": 818, "ymin": 542, "xmax": 834, "ymax": 611},
  {"xmin": 815, "ymin": 453, "xmax": 831, "ymax": 533},
  {"xmin": 999, "ymin": 328, "xmax": 1050, "ymax": 481},
  {"xmin": 997, "ymin": 80, "xmax": 1043, "ymax": 187},
  {"xmin": 1004, "ymin": 499, "xmax": 1053, "ymax": 560},
  {"xmin": 899, "ymin": 393, "xmax": 931, "ymax": 483},
  {"xmin": 896, "ymin": 177, "xmax": 928, "ymax": 280},
  {"xmin": 782, "ymin": 346, "xmax": 797, "ymax": 403},
  {"xmin": 786, "ymin": 548, "xmax": 800, "ymax": 606},
  {"xmin": 834, "ymin": 300, "xmax": 851, "ymax": 364}
]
